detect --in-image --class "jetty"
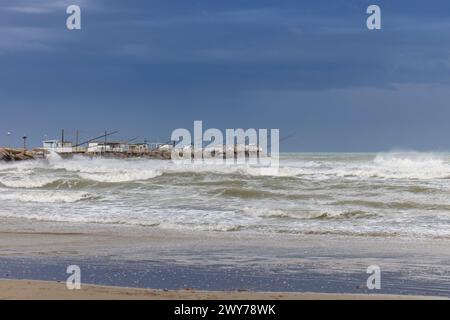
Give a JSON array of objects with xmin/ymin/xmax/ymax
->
[
  {"xmin": 0, "ymin": 130, "xmax": 262, "ymax": 162},
  {"xmin": 0, "ymin": 148, "xmax": 37, "ymax": 162},
  {"xmin": 0, "ymin": 145, "xmax": 171, "ymax": 162}
]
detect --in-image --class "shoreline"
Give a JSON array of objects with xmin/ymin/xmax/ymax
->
[
  {"xmin": 1, "ymin": 218, "xmax": 449, "ymax": 298},
  {"xmin": 0, "ymin": 279, "xmax": 444, "ymax": 300}
]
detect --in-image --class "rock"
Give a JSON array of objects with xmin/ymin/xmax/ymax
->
[{"xmin": 0, "ymin": 148, "xmax": 36, "ymax": 162}]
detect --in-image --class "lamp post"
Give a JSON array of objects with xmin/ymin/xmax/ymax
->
[
  {"xmin": 7, "ymin": 132, "xmax": 11, "ymax": 148},
  {"xmin": 22, "ymin": 136, "xmax": 27, "ymax": 151}
]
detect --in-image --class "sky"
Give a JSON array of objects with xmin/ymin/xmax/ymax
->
[{"xmin": 1, "ymin": 0, "xmax": 450, "ymax": 151}]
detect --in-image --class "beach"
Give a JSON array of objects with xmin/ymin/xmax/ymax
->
[
  {"xmin": 2, "ymin": 280, "xmax": 443, "ymax": 300},
  {"xmin": 0, "ymin": 217, "xmax": 449, "ymax": 299},
  {"xmin": 1, "ymin": 153, "xmax": 450, "ymax": 299}
]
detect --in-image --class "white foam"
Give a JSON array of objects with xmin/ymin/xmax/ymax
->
[
  {"xmin": 0, "ymin": 190, "xmax": 97, "ymax": 203},
  {"xmin": 79, "ymin": 170, "xmax": 162, "ymax": 183},
  {"xmin": 0, "ymin": 153, "xmax": 449, "ymax": 238},
  {"xmin": 0, "ymin": 175, "xmax": 60, "ymax": 188},
  {"xmin": 282, "ymin": 152, "xmax": 450, "ymax": 180},
  {"xmin": 46, "ymin": 157, "xmax": 164, "ymax": 182},
  {"xmin": 369, "ymin": 153, "xmax": 450, "ymax": 179}
]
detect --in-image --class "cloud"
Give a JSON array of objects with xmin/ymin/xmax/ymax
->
[
  {"xmin": 7, "ymin": 6, "xmax": 54, "ymax": 14},
  {"xmin": 0, "ymin": 27, "xmax": 60, "ymax": 53},
  {"xmin": 2, "ymin": 0, "xmax": 450, "ymax": 93},
  {"xmin": 2, "ymin": 0, "xmax": 103, "ymax": 15}
]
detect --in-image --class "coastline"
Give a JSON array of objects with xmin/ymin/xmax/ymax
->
[
  {"xmin": 1, "ymin": 217, "xmax": 449, "ymax": 299},
  {"xmin": 1, "ymin": 279, "xmax": 445, "ymax": 300}
]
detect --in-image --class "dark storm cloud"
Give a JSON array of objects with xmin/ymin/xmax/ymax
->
[{"xmin": 1, "ymin": 0, "xmax": 450, "ymax": 150}]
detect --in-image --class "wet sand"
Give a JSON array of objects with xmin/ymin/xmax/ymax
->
[
  {"xmin": 0, "ymin": 279, "xmax": 444, "ymax": 300},
  {"xmin": 0, "ymin": 217, "xmax": 449, "ymax": 298}
]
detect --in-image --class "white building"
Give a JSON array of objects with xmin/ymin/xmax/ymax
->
[
  {"xmin": 87, "ymin": 142, "xmax": 129, "ymax": 153},
  {"xmin": 42, "ymin": 140, "xmax": 73, "ymax": 153},
  {"xmin": 129, "ymin": 143, "xmax": 149, "ymax": 153}
]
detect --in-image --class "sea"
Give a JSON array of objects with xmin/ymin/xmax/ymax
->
[{"xmin": 1, "ymin": 151, "xmax": 450, "ymax": 239}]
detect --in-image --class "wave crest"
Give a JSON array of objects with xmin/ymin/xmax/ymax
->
[{"xmin": 0, "ymin": 191, "xmax": 99, "ymax": 203}]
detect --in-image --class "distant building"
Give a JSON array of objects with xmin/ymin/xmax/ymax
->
[
  {"xmin": 87, "ymin": 142, "xmax": 128, "ymax": 153},
  {"xmin": 157, "ymin": 144, "xmax": 173, "ymax": 151},
  {"xmin": 42, "ymin": 140, "xmax": 73, "ymax": 153},
  {"xmin": 128, "ymin": 143, "xmax": 149, "ymax": 153}
]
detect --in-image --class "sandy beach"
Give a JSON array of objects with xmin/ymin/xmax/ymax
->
[
  {"xmin": 1, "ymin": 217, "xmax": 449, "ymax": 299},
  {"xmin": 1, "ymin": 279, "xmax": 445, "ymax": 300}
]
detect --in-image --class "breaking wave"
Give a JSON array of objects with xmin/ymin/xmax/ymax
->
[
  {"xmin": 0, "ymin": 176, "xmax": 61, "ymax": 188},
  {"xmin": 0, "ymin": 191, "xmax": 98, "ymax": 203},
  {"xmin": 0, "ymin": 152, "xmax": 450, "ymax": 238},
  {"xmin": 78, "ymin": 170, "xmax": 163, "ymax": 183}
]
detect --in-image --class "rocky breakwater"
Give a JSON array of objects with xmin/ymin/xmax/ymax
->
[{"xmin": 0, "ymin": 148, "xmax": 36, "ymax": 161}]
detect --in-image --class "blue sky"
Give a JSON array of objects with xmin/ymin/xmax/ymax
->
[{"xmin": 1, "ymin": 0, "xmax": 450, "ymax": 151}]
